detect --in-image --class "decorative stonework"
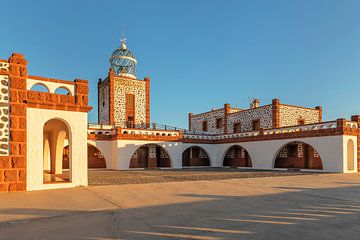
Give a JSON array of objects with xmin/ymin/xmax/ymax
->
[
  {"xmin": 191, "ymin": 109, "xmax": 225, "ymax": 134},
  {"xmin": 0, "ymin": 75, "xmax": 9, "ymax": 155},
  {"xmin": 98, "ymin": 79, "xmax": 110, "ymax": 125},
  {"xmin": 148, "ymin": 145, "xmax": 156, "ymax": 158},
  {"xmin": 114, "ymin": 77, "xmax": 146, "ymax": 125},
  {"xmin": 279, "ymin": 105, "xmax": 320, "ymax": 127},
  {"xmin": 199, "ymin": 149, "xmax": 208, "ymax": 158},
  {"xmin": 227, "ymin": 105, "xmax": 273, "ymax": 133},
  {"xmin": 160, "ymin": 148, "xmax": 170, "ymax": 158},
  {"xmin": 277, "ymin": 141, "xmax": 319, "ymax": 158}
]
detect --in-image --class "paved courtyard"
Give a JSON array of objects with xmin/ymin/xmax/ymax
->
[
  {"xmin": 0, "ymin": 171, "xmax": 360, "ymax": 239},
  {"xmin": 88, "ymin": 168, "xmax": 311, "ymax": 185}
]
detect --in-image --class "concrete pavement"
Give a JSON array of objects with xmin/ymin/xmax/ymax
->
[{"xmin": 0, "ymin": 173, "xmax": 360, "ymax": 239}]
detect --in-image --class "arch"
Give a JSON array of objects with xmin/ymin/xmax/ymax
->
[
  {"xmin": 30, "ymin": 82, "xmax": 50, "ymax": 92},
  {"xmin": 273, "ymin": 141, "xmax": 323, "ymax": 170},
  {"xmin": 54, "ymin": 86, "xmax": 71, "ymax": 95},
  {"xmin": 222, "ymin": 145, "xmax": 252, "ymax": 167},
  {"xmin": 182, "ymin": 146, "xmax": 211, "ymax": 167},
  {"xmin": 347, "ymin": 139, "xmax": 355, "ymax": 171},
  {"xmin": 129, "ymin": 144, "xmax": 172, "ymax": 168},
  {"xmin": 43, "ymin": 118, "xmax": 72, "ymax": 183}
]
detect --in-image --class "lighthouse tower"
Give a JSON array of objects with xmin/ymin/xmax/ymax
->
[{"xmin": 98, "ymin": 38, "xmax": 150, "ymax": 127}]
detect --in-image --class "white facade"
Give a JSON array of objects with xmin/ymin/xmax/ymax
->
[
  {"xmin": 89, "ymin": 134, "xmax": 358, "ymax": 173},
  {"xmin": 27, "ymin": 108, "xmax": 88, "ymax": 191}
]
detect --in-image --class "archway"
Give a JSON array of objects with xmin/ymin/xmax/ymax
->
[
  {"xmin": 129, "ymin": 144, "xmax": 171, "ymax": 168},
  {"xmin": 347, "ymin": 139, "xmax": 355, "ymax": 171},
  {"xmin": 274, "ymin": 141, "xmax": 323, "ymax": 170},
  {"xmin": 31, "ymin": 83, "xmax": 49, "ymax": 92},
  {"xmin": 182, "ymin": 146, "xmax": 210, "ymax": 167},
  {"xmin": 223, "ymin": 145, "xmax": 252, "ymax": 167},
  {"xmin": 43, "ymin": 118, "xmax": 71, "ymax": 183},
  {"xmin": 63, "ymin": 144, "xmax": 106, "ymax": 169}
]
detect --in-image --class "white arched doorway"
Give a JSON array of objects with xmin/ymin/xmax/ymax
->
[{"xmin": 43, "ymin": 118, "xmax": 71, "ymax": 183}]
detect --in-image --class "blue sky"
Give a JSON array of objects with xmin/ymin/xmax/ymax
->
[{"xmin": 0, "ymin": 0, "xmax": 359, "ymax": 128}]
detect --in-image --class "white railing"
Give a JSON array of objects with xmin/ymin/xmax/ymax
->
[
  {"xmin": 184, "ymin": 121, "xmax": 342, "ymax": 140},
  {"xmin": 263, "ymin": 121, "xmax": 337, "ymax": 135},
  {"xmin": 120, "ymin": 129, "xmax": 180, "ymax": 137}
]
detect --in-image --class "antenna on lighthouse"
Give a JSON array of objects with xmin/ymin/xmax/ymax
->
[{"xmin": 120, "ymin": 24, "xmax": 127, "ymax": 49}]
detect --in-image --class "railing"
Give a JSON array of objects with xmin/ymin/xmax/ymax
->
[{"xmin": 88, "ymin": 120, "xmax": 359, "ymax": 141}]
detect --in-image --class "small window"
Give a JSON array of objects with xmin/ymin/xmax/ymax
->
[
  {"xmin": 102, "ymin": 101, "xmax": 105, "ymax": 107},
  {"xmin": 54, "ymin": 87, "xmax": 70, "ymax": 95},
  {"xmin": 298, "ymin": 119, "xmax": 305, "ymax": 125},
  {"xmin": 216, "ymin": 118, "xmax": 223, "ymax": 129},
  {"xmin": 233, "ymin": 122, "xmax": 241, "ymax": 133},
  {"xmin": 202, "ymin": 121, "xmax": 208, "ymax": 132},
  {"xmin": 252, "ymin": 119, "xmax": 260, "ymax": 131}
]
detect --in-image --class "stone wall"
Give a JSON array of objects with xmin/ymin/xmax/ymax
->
[
  {"xmin": 190, "ymin": 109, "xmax": 225, "ymax": 134},
  {"xmin": 0, "ymin": 74, "xmax": 9, "ymax": 155},
  {"xmin": 114, "ymin": 77, "xmax": 146, "ymax": 125},
  {"xmin": 227, "ymin": 105, "xmax": 273, "ymax": 133},
  {"xmin": 98, "ymin": 78, "xmax": 110, "ymax": 125},
  {"xmin": 279, "ymin": 105, "xmax": 320, "ymax": 127}
]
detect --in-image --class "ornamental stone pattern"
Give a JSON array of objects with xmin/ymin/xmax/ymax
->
[
  {"xmin": 277, "ymin": 141, "xmax": 319, "ymax": 158},
  {"xmin": 0, "ymin": 75, "xmax": 9, "ymax": 155},
  {"xmin": 191, "ymin": 109, "xmax": 225, "ymax": 134},
  {"xmin": 279, "ymin": 105, "xmax": 320, "ymax": 127},
  {"xmin": 227, "ymin": 105, "xmax": 273, "ymax": 133},
  {"xmin": 98, "ymin": 79, "xmax": 110, "ymax": 125},
  {"xmin": 225, "ymin": 147, "xmax": 246, "ymax": 158},
  {"xmin": 114, "ymin": 77, "xmax": 146, "ymax": 125}
]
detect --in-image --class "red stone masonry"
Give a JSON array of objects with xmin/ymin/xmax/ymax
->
[
  {"xmin": 272, "ymin": 98, "xmax": 280, "ymax": 128},
  {"xmin": 145, "ymin": 77, "xmax": 150, "ymax": 126},
  {"xmin": 351, "ymin": 115, "xmax": 360, "ymax": 172},
  {"xmin": 0, "ymin": 53, "xmax": 92, "ymax": 192},
  {"xmin": 223, "ymin": 103, "xmax": 231, "ymax": 134},
  {"xmin": 0, "ymin": 53, "xmax": 27, "ymax": 192},
  {"xmin": 108, "ymin": 68, "xmax": 115, "ymax": 125}
]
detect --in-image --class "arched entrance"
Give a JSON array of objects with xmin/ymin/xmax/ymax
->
[
  {"xmin": 62, "ymin": 144, "xmax": 106, "ymax": 169},
  {"xmin": 129, "ymin": 144, "xmax": 171, "ymax": 168},
  {"xmin": 43, "ymin": 119, "xmax": 71, "ymax": 183},
  {"xmin": 182, "ymin": 146, "xmax": 210, "ymax": 167},
  {"xmin": 223, "ymin": 145, "xmax": 252, "ymax": 167},
  {"xmin": 274, "ymin": 141, "xmax": 323, "ymax": 170},
  {"xmin": 347, "ymin": 139, "xmax": 355, "ymax": 171}
]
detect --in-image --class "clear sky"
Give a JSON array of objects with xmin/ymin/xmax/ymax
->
[{"xmin": 1, "ymin": 0, "xmax": 359, "ymax": 128}]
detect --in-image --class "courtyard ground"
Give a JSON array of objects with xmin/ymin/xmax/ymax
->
[
  {"xmin": 88, "ymin": 168, "xmax": 311, "ymax": 185},
  {"xmin": 0, "ymin": 170, "xmax": 360, "ymax": 239}
]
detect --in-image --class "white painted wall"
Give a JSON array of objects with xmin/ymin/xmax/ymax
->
[
  {"xmin": 27, "ymin": 78, "xmax": 75, "ymax": 96},
  {"xmin": 27, "ymin": 108, "xmax": 88, "ymax": 191},
  {"xmin": 90, "ymin": 134, "xmax": 357, "ymax": 173}
]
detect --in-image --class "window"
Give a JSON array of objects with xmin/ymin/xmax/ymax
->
[
  {"xmin": 252, "ymin": 119, "xmax": 260, "ymax": 131},
  {"xmin": 233, "ymin": 122, "xmax": 241, "ymax": 133},
  {"xmin": 202, "ymin": 121, "xmax": 208, "ymax": 131},
  {"xmin": 298, "ymin": 119, "xmax": 305, "ymax": 125},
  {"xmin": 216, "ymin": 118, "xmax": 223, "ymax": 129}
]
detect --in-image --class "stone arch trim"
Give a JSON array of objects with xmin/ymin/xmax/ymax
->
[
  {"xmin": 30, "ymin": 82, "xmax": 50, "ymax": 92},
  {"xmin": 272, "ymin": 140, "xmax": 323, "ymax": 170},
  {"xmin": 54, "ymin": 86, "xmax": 72, "ymax": 96}
]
